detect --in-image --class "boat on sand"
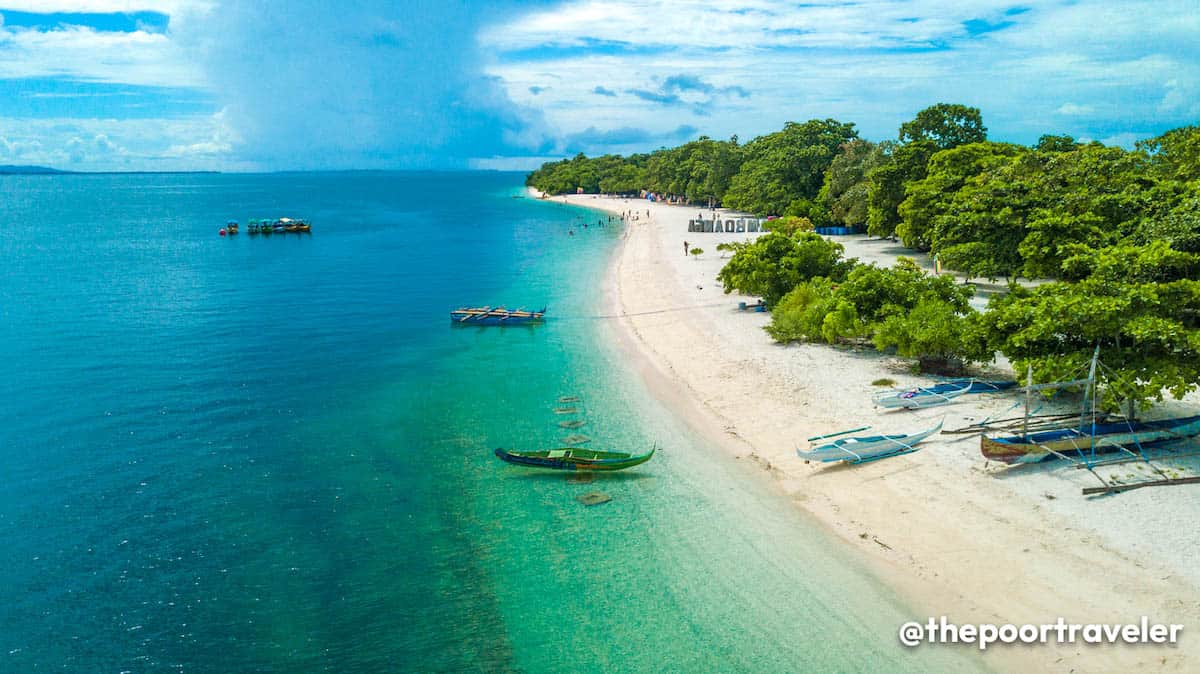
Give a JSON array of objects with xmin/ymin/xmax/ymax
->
[
  {"xmin": 798, "ymin": 419, "xmax": 943, "ymax": 464},
  {"xmin": 873, "ymin": 381, "xmax": 972, "ymax": 409},
  {"xmin": 981, "ymin": 415, "xmax": 1200, "ymax": 464}
]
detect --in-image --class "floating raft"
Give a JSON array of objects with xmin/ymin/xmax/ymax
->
[
  {"xmin": 558, "ymin": 419, "xmax": 587, "ymax": 429},
  {"xmin": 561, "ymin": 434, "xmax": 591, "ymax": 445},
  {"xmin": 558, "ymin": 395, "xmax": 581, "ymax": 403},
  {"xmin": 450, "ymin": 306, "xmax": 545, "ymax": 325},
  {"xmin": 554, "ymin": 407, "xmax": 579, "ymax": 415}
]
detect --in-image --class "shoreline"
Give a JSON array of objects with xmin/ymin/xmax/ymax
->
[{"xmin": 545, "ymin": 190, "xmax": 1200, "ymax": 672}]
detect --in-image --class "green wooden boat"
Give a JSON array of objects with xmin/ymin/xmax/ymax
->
[{"xmin": 494, "ymin": 446, "xmax": 655, "ymax": 471}]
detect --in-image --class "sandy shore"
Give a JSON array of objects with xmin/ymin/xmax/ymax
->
[{"xmin": 545, "ymin": 191, "xmax": 1200, "ymax": 672}]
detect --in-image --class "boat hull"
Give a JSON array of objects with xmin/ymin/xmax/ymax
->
[
  {"xmin": 874, "ymin": 382, "xmax": 972, "ymax": 409},
  {"xmin": 799, "ymin": 420, "xmax": 943, "ymax": 463},
  {"xmin": 494, "ymin": 447, "xmax": 654, "ymax": 471},
  {"xmin": 451, "ymin": 307, "xmax": 546, "ymax": 325},
  {"xmin": 981, "ymin": 415, "xmax": 1200, "ymax": 464}
]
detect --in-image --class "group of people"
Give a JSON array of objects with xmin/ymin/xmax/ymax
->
[{"xmin": 569, "ymin": 214, "xmax": 619, "ymax": 236}]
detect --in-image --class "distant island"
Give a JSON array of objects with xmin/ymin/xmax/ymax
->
[
  {"xmin": 0, "ymin": 165, "xmax": 72, "ymax": 175},
  {"xmin": 0, "ymin": 165, "xmax": 221, "ymax": 175}
]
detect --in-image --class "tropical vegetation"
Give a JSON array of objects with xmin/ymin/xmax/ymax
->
[{"xmin": 526, "ymin": 106, "xmax": 1200, "ymax": 410}]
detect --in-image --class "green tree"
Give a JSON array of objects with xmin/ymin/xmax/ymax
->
[
  {"xmin": 899, "ymin": 103, "xmax": 988, "ymax": 149},
  {"xmin": 896, "ymin": 141, "xmax": 1026, "ymax": 251},
  {"xmin": 764, "ymin": 215, "xmax": 814, "ymax": 236},
  {"xmin": 866, "ymin": 140, "xmax": 937, "ymax": 238},
  {"xmin": 765, "ymin": 258, "xmax": 979, "ymax": 369},
  {"xmin": 1138, "ymin": 124, "xmax": 1200, "ymax": 183},
  {"xmin": 599, "ymin": 162, "xmax": 645, "ymax": 194},
  {"xmin": 764, "ymin": 279, "xmax": 839, "ymax": 343},
  {"xmin": 723, "ymin": 119, "xmax": 859, "ymax": 215},
  {"xmin": 1035, "ymin": 134, "xmax": 1080, "ymax": 153},
  {"xmin": 1018, "ymin": 144, "xmax": 1155, "ymax": 277},
  {"xmin": 978, "ymin": 241, "xmax": 1200, "ymax": 410},
  {"xmin": 1136, "ymin": 183, "xmax": 1200, "ymax": 253},
  {"xmin": 716, "ymin": 231, "xmax": 851, "ymax": 305},
  {"xmin": 818, "ymin": 139, "xmax": 882, "ymax": 227},
  {"xmin": 874, "ymin": 298, "xmax": 979, "ymax": 372}
]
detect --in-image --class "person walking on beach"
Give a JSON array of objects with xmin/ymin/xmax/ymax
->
[{"xmin": 683, "ymin": 240, "xmax": 689, "ymax": 256}]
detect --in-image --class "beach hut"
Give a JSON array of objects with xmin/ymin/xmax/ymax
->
[
  {"xmin": 702, "ymin": 219, "xmax": 714, "ymax": 233},
  {"xmin": 735, "ymin": 219, "xmax": 746, "ymax": 232},
  {"xmin": 724, "ymin": 219, "xmax": 734, "ymax": 232}
]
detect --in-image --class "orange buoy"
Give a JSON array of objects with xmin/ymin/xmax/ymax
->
[{"xmin": 219, "ymin": 229, "xmax": 226, "ymax": 236}]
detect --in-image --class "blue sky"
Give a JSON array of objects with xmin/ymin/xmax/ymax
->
[{"xmin": 0, "ymin": 1, "xmax": 1196, "ymax": 171}]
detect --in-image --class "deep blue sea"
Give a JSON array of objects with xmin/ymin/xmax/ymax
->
[{"xmin": 0, "ymin": 172, "xmax": 975, "ymax": 671}]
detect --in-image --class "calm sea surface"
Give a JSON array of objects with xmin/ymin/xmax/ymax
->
[{"xmin": 0, "ymin": 172, "xmax": 975, "ymax": 671}]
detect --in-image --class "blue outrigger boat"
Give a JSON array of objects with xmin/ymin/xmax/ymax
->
[
  {"xmin": 873, "ymin": 379, "xmax": 1015, "ymax": 410},
  {"xmin": 451, "ymin": 306, "xmax": 546, "ymax": 325}
]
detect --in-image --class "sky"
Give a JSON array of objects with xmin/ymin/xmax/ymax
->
[{"xmin": 0, "ymin": 0, "xmax": 1196, "ymax": 171}]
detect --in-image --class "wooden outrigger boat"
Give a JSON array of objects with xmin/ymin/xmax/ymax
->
[
  {"xmin": 493, "ymin": 446, "xmax": 655, "ymax": 471},
  {"xmin": 873, "ymin": 381, "xmax": 972, "ymax": 409},
  {"xmin": 981, "ymin": 415, "xmax": 1200, "ymax": 464},
  {"xmin": 980, "ymin": 347, "xmax": 1200, "ymax": 466},
  {"xmin": 451, "ymin": 306, "xmax": 546, "ymax": 325},
  {"xmin": 241, "ymin": 217, "xmax": 310, "ymax": 234},
  {"xmin": 798, "ymin": 419, "xmax": 943, "ymax": 464}
]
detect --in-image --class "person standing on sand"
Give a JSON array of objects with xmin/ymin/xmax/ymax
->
[{"xmin": 683, "ymin": 240, "xmax": 689, "ymax": 256}]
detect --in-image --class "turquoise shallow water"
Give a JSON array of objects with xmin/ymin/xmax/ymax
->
[{"xmin": 0, "ymin": 172, "xmax": 977, "ymax": 671}]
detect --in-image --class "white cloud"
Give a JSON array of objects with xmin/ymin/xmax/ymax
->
[
  {"xmin": 1055, "ymin": 103, "xmax": 1094, "ymax": 116},
  {"xmin": 0, "ymin": 1, "xmax": 211, "ymax": 14},
  {"xmin": 481, "ymin": 0, "xmax": 1018, "ymax": 51},
  {"xmin": 0, "ymin": 111, "xmax": 243, "ymax": 170},
  {"xmin": 0, "ymin": 24, "xmax": 205, "ymax": 87},
  {"xmin": 1097, "ymin": 132, "xmax": 1143, "ymax": 149},
  {"xmin": 480, "ymin": 0, "xmax": 1200, "ymax": 152},
  {"xmin": 1159, "ymin": 78, "xmax": 1200, "ymax": 118}
]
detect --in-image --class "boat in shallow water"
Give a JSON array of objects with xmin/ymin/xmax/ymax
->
[
  {"xmin": 451, "ymin": 306, "xmax": 546, "ymax": 325},
  {"xmin": 980, "ymin": 414, "xmax": 1200, "ymax": 464},
  {"xmin": 798, "ymin": 419, "xmax": 943, "ymax": 464},
  {"xmin": 494, "ymin": 446, "xmax": 655, "ymax": 471}
]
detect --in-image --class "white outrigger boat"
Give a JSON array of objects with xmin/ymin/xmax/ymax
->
[
  {"xmin": 872, "ymin": 380, "xmax": 972, "ymax": 410},
  {"xmin": 797, "ymin": 418, "xmax": 944, "ymax": 464}
]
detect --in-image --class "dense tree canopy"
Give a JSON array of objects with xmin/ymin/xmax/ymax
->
[
  {"xmin": 977, "ymin": 242, "xmax": 1200, "ymax": 410},
  {"xmin": 896, "ymin": 141, "xmax": 1026, "ymax": 251},
  {"xmin": 716, "ymin": 231, "xmax": 852, "ymax": 306},
  {"xmin": 526, "ymin": 107, "xmax": 1200, "ymax": 403},
  {"xmin": 722, "ymin": 119, "xmax": 859, "ymax": 216},
  {"xmin": 817, "ymin": 140, "xmax": 881, "ymax": 227},
  {"xmin": 766, "ymin": 258, "xmax": 979, "ymax": 369},
  {"xmin": 865, "ymin": 140, "xmax": 936, "ymax": 239}
]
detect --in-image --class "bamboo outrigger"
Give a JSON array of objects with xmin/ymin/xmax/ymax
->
[
  {"xmin": 450, "ymin": 306, "xmax": 546, "ymax": 325},
  {"xmin": 974, "ymin": 347, "xmax": 1200, "ymax": 495},
  {"xmin": 798, "ymin": 419, "xmax": 943, "ymax": 464}
]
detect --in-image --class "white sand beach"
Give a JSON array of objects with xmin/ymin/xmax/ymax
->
[{"xmin": 546, "ymin": 191, "xmax": 1200, "ymax": 672}]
